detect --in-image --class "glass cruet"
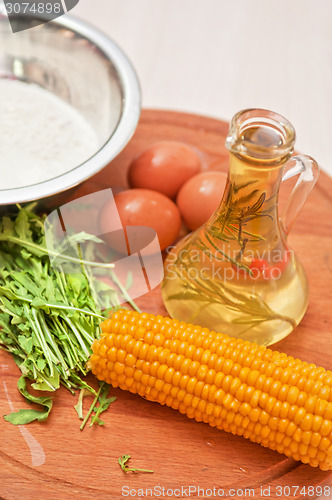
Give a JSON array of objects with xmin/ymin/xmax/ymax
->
[{"xmin": 162, "ymin": 109, "xmax": 319, "ymax": 346}]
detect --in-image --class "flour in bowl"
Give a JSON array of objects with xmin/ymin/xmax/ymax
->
[{"xmin": 0, "ymin": 79, "xmax": 99, "ymax": 189}]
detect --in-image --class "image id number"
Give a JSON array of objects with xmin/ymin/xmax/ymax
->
[
  {"xmin": 5, "ymin": 2, "xmax": 62, "ymax": 14},
  {"xmin": 276, "ymin": 485, "xmax": 331, "ymax": 497}
]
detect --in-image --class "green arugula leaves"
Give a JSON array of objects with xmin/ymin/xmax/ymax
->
[
  {"xmin": 0, "ymin": 206, "xmax": 120, "ymax": 426},
  {"xmin": 78, "ymin": 382, "xmax": 117, "ymax": 430},
  {"xmin": 4, "ymin": 375, "xmax": 53, "ymax": 424}
]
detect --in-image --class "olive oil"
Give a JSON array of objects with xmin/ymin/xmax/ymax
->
[{"xmin": 162, "ymin": 110, "xmax": 316, "ymax": 346}]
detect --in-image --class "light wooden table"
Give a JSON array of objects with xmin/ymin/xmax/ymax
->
[{"xmin": 74, "ymin": 0, "xmax": 332, "ymax": 178}]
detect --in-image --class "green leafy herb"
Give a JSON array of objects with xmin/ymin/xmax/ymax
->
[
  {"xmin": 0, "ymin": 206, "xmax": 137, "ymax": 426},
  {"xmin": 79, "ymin": 383, "xmax": 103, "ymax": 430},
  {"xmin": 90, "ymin": 383, "xmax": 116, "ymax": 427},
  {"xmin": 118, "ymin": 455, "xmax": 154, "ymax": 474},
  {"xmin": 4, "ymin": 375, "xmax": 53, "ymax": 425},
  {"xmin": 74, "ymin": 388, "xmax": 94, "ymax": 420},
  {"xmin": 79, "ymin": 382, "xmax": 116, "ymax": 430}
]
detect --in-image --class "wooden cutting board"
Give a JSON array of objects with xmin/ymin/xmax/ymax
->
[{"xmin": 1, "ymin": 110, "xmax": 332, "ymax": 500}]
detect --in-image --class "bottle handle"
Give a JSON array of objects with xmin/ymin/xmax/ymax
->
[{"xmin": 280, "ymin": 155, "xmax": 319, "ymax": 235}]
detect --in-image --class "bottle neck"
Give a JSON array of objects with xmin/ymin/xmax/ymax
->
[{"xmin": 227, "ymin": 153, "xmax": 285, "ymax": 197}]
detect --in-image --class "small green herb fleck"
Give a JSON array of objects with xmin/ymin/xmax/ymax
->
[{"xmin": 118, "ymin": 455, "xmax": 154, "ymax": 474}]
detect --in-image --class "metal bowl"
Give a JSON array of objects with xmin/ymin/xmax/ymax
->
[{"xmin": 0, "ymin": 7, "xmax": 141, "ymax": 207}]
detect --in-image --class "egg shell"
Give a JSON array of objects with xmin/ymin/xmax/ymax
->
[
  {"xmin": 100, "ymin": 188, "xmax": 182, "ymax": 252},
  {"xmin": 128, "ymin": 141, "xmax": 201, "ymax": 198},
  {"xmin": 176, "ymin": 171, "xmax": 228, "ymax": 231}
]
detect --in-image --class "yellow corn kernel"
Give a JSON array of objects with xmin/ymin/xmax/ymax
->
[{"xmin": 88, "ymin": 309, "xmax": 332, "ymax": 471}]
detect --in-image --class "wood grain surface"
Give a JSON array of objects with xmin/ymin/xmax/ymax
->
[{"xmin": 1, "ymin": 110, "xmax": 332, "ymax": 500}]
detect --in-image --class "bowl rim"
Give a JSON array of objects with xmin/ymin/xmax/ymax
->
[{"xmin": 0, "ymin": 11, "xmax": 141, "ymax": 205}]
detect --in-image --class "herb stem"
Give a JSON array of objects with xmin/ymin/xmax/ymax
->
[
  {"xmin": 75, "ymin": 243, "xmax": 101, "ymax": 312},
  {"xmin": 0, "ymin": 235, "xmax": 115, "ymax": 270},
  {"xmin": 34, "ymin": 370, "xmax": 59, "ymax": 391},
  {"xmin": 63, "ymin": 316, "xmax": 91, "ymax": 358},
  {"xmin": 29, "ymin": 307, "xmax": 55, "ymax": 377},
  {"xmin": 54, "ymin": 317, "xmax": 80, "ymax": 364},
  {"xmin": 80, "ymin": 383, "xmax": 103, "ymax": 431},
  {"xmin": 38, "ymin": 313, "xmax": 68, "ymax": 371},
  {"xmin": 2, "ymin": 290, "xmax": 104, "ymax": 319},
  {"xmin": 203, "ymin": 231, "xmax": 253, "ymax": 275},
  {"xmin": 110, "ymin": 271, "xmax": 141, "ymax": 313}
]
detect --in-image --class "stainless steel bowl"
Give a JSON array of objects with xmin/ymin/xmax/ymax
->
[{"xmin": 0, "ymin": 6, "xmax": 141, "ymax": 207}]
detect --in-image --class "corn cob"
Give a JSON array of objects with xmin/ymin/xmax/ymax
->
[{"xmin": 88, "ymin": 309, "xmax": 332, "ymax": 471}]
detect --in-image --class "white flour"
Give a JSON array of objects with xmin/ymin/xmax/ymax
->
[{"xmin": 0, "ymin": 79, "xmax": 99, "ymax": 189}]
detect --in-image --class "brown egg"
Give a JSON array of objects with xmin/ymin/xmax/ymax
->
[
  {"xmin": 100, "ymin": 188, "xmax": 182, "ymax": 252},
  {"xmin": 128, "ymin": 141, "xmax": 201, "ymax": 198},
  {"xmin": 176, "ymin": 171, "xmax": 228, "ymax": 231}
]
